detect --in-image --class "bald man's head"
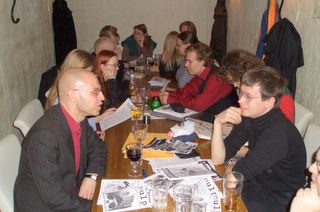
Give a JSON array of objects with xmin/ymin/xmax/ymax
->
[
  {"xmin": 58, "ymin": 68, "xmax": 105, "ymax": 120},
  {"xmin": 58, "ymin": 68, "xmax": 90, "ymax": 100},
  {"xmin": 94, "ymin": 37, "xmax": 116, "ymax": 55}
]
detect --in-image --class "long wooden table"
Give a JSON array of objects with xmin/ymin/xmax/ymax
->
[{"xmin": 91, "ymin": 74, "xmax": 247, "ymax": 212}]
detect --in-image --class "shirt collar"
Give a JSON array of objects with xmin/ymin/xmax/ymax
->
[
  {"xmin": 198, "ymin": 66, "xmax": 211, "ymax": 80},
  {"xmin": 60, "ymin": 104, "xmax": 82, "ymax": 133}
]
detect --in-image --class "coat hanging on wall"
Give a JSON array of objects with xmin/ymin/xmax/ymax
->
[
  {"xmin": 263, "ymin": 18, "xmax": 304, "ymax": 98},
  {"xmin": 256, "ymin": 0, "xmax": 278, "ymax": 59},
  {"xmin": 209, "ymin": 0, "xmax": 227, "ymax": 63},
  {"xmin": 53, "ymin": 0, "xmax": 77, "ymax": 66}
]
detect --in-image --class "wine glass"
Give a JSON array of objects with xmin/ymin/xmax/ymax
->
[
  {"xmin": 132, "ymin": 121, "xmax": 148, "ymax": 144},
  {"xmin": 126, "ymin": 142, "xmax": 143, "ymax": 177},
  {"xmin": 130, "ymin": 95, "xmax": 144, "ymax": 122},
  {"xmin": 130, "ymin": 105, "xmax": 143, "ymax": 122}
]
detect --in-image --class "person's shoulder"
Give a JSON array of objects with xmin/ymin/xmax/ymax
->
[
  {"xmin": 121, "ymin": 35, "xmax": 134, "ymax": 46},
  {"xmin": 33, "ymin": 105, "xmax": 66, "ymax": 131}
]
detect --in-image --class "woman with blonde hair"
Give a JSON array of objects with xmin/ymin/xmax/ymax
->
[
  {"xmin": 153, "ymin": 31, "xmax": 182, "ymax": 77},
  {"xmin": 45, "ymin": 49, "xmax": 94, "ymax": 110}
]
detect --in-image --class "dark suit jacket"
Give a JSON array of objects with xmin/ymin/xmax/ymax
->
[{"xmin": 14, "ymin": 105, "xmax": 107, "ymax": 212}]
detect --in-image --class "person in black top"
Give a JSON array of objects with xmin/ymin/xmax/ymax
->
[
  {"xmin": 211, "ymin": 66, "xmax": 306, "ymax": 211},
  {"xmin": 152, "ymin": 31, "xmax": 182, "ymax": 77}
]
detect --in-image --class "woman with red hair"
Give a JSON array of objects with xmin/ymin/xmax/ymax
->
[{"xmin": 95, "ymin": 50, "xmax": 128, "ymax": 110}]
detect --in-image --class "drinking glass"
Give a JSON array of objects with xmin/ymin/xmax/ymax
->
[
  {"xmin": 125, "ymin": 142, "xmax": 143, "ymax": 177},
  {"xmin": 132, "ymin": 122, "xmax": 148, "ymax": 144},
  {"xmin": 130, "ymin": 95, "xmax": 144, "ymax": 122},
  {"xmin": 223, "ymin": 171, "xmax": 244, "ymax": 211},
  {"xmin": 153, "ymin": 54, "xmax": 161, "ymax": 66},
  {"xmin": 130, "ymin": 105, "xmax": 143, "ymax": 122},
  {"xmin": 152, "ymin": 175, "xmax": 169, "ymax": 209},
  {"xmin": 173, "ymin": 184, "xmax": 194, "ymax": 212}
]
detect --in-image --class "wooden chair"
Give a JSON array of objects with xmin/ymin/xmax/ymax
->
[
  {"xmin": 13, "ymin": 99, "xmax": 44, "ymax": 137},
  {"xmin": 0, "ymin": 134, "xmax": 21, "ymax": 212}
]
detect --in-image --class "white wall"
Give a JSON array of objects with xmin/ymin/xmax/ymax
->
[
  {"xmin": 227, "ymin": 0, "xmax": 320, "ymax": 124},
  {"xmin": 68, "ymin": 0, "xmax": 215, "ymax": 53},
  {"xmin": 0, "ymin": 0, "xmax": 55, "ymax": 140}
]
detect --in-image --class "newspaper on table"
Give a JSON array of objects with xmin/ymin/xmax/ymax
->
[
  {"xmin": 186, "ymin": 117, "xmax": 233, "ymax": 140},
  {"xmin": 148, "ymin": 76, "xmax": 170, "ymax": 87},
  {"xmin": 97, "ymin": 179, "xmax": 152, "ymax": 212},
  {"xmin": 144, "ymin": 137, "xmax": 197, "ymax": 155},
  {"xmin": 186, "ymin": 117, "xmax": 213, "ymax": 140},
  {"xmin": 143, "ymin": 174, "xmax": 223, "ymax": 212},
  {"xmin": 155, "ymin": 160, "xmax": 221, "ymax": 181},
  {"xmin": 98, "ymin": 98, "xmax": 133, "ymax": 131},
  {"xmin": 152, "ymin": 105, "xmax": 198, "ymax": 121}
]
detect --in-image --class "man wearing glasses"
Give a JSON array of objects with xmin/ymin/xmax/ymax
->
[
  {"xmin": 14, "ymin": 68, "xmax": 107, "ymax": 211},
  {"xmin": 211, "ymin": 66, "xmax": 306, "ymax": 211}
]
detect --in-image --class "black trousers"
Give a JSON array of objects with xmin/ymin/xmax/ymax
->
[{"xmin": 242, "ymin": 180, "xmax": 294, "ymax": 212}]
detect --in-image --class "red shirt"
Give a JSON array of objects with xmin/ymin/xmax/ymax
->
[
  {"xmin": 167, "ymin": 66, "xmax": 232, "ymax": 111},
  {"xmin": 60, "ymin": 104, "xmax": 82, "ymax": 175}
]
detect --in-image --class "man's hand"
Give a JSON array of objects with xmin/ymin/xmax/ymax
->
[
  {"xmin": 96, "ymin": 131, "xmax": 105, "ymax": 140},
  {"xmin": 290, "ymin": 182, "xmax": 320, "ymax": 212},
  {"xmin": 215, "ymin": 107, "xmax": 242, "ymax": 126},
  {"xmin": 159, "ymin": 92, "xmax": 169, "ymax": 105},
  {"xmin": 79, "ymin": 177, "xmax": 97, "ymax": 200}
]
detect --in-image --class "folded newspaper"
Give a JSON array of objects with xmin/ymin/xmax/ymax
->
[
  {"xmin": 148, "ymin": 76, "xmax": 170, "ymax": 87},
  {"xmin": 98, "ymin": 98, "xmax": 133, "ymax": 131},
  {"xmin": 155, "ymin": 160, "xmax": 221, "ymax": 181},
  {"xmin": 97, "ymin": 179, "xmax": 152, "ymax": 212},
  {"xmin": 186, "ymin": 117, "xmax": 233, "ymax": 140},
  {"xmin": 143, "ymin": 137, "xmax": 197, "ymax": 155},
  {"xmin": 186, "ymin": 117, "xmax": 213, "ymax": 140},
  {"xmin": 152, "ymin": 105, "xmax": 198, "ymax": 121}
]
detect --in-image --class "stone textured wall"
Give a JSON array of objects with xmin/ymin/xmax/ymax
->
[
  {"xmin": 227, "ymin": 0, "xmax": 320, "ymax": 124},
  {"xmin": 0, "ymin": 0, "xmax": 55, "ymax": 140},
  {"xmin": 67, "ymin": 0, "xmax": 215, "ymax": 53}
]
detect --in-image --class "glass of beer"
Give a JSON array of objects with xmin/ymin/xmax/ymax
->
[
  {"xmin": 223, "ymin": 171, "xmax": 244, "ymax": 211},
  {"xmin": 130, "ymin": 105, "xmax": 143, "ymax": 122}
]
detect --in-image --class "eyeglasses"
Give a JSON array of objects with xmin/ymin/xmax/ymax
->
[
  {"xmin": 73, "ymin": 88, "xmax": 103, "ymax": 97},
  {"xmin": 105, "ymin": 63, "xmax": 119, "ymax": 68},
  {"xmin": 237, "ymin": 88, "xmax": 262, "ymax": 101}
]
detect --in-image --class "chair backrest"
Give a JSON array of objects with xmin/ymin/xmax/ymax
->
[
  {"xmin": 14, "ymin": 99, "xmax": 44, "ymax": 137},
  {"xmin": 294, "ymin": 101, "xmax": 314, "ymax": 137},
  {"xmin": 304, "ymin": 124, "xmax": 320, "ymax": 167},
  {"xmin": 0, "ymin": 134, "xmax": 21, "ymax": 212}
]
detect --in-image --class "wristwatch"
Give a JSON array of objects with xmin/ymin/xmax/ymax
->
[{"xmin": 85, "ymin": 174, "xmax": 98, "ymax": 181}]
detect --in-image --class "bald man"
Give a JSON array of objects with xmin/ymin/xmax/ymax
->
[
  {"xmin": 14, "ymin": 68, "xmax": 107, "ymax": 212},
  {"xmin": 94, "ymin": 36, "xmax": 122, "ymax": 59}
]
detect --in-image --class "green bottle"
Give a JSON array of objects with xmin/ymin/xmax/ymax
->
[{"xmin": 150, "ymin": 96, "xmax": 162, "ymax": 109}]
